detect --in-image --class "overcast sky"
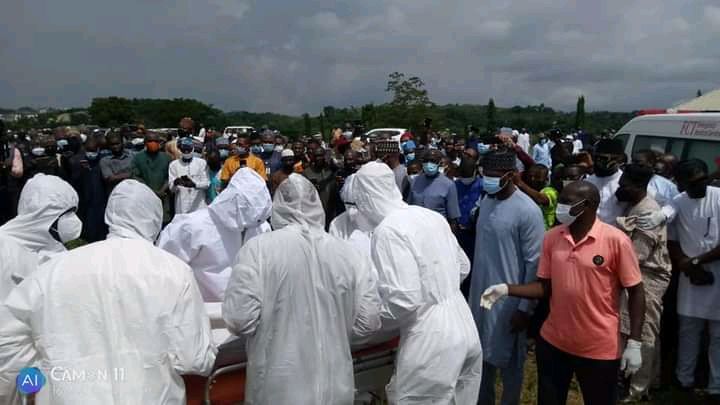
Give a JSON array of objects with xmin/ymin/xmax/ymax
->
[{"xmin": 2, "ymin": 0, "xmax": 719, "ymax": 114}]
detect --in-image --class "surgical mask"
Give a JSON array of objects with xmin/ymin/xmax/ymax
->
[
  {"xmin": 540, "ymin": 138, "xmax": 548, "ymax": 145},
  {"xmin": 219, "ymin": 149, "xmax": 229, "ymax": 159},
  {"xmin": 80, "ymin": 134, "xmax": 87, "ymax": 143},
  {"xmin": 57, "ymin": 139, "xmax": 69, "ymax": 149},
  {"xmin": 556, "ymin": 200, "xmax": 586, "ymax": 225},
  {"xmin": 354, "ymin": 210, "xmax": 375, "ymax": 233},
  {"xmin": 31, "ymin": 147, "xmax": 45, "ymax": 156},
  {"xmin": 459, "ymin": 176, "xmax": 476, "ymax": 185},
  {"xmin": 146, "ymin": 141, "xmax": 160, "ymax": 153},
  {"xmin": 262, "ymin": 143, "xmax": 274, "ymax": 153},
  {"xmin": 423, "ymin": 162, "xmax": 440, "ymax": 176},
  {"xmin": 181, "ymin": 152, "xmax": 193, "ymax": 160},
  {"xmin": 483, "ymin": 175, "xmax": 508, "ymax": 195},
  {"xmin": 85, "ymin": 151, "xmax": 99, "ymax": 160},
  {"xmin": 54, "ymin": 212, "xmax": 82, "ymax": 243},
  {"xmin": 251, "ymin": 145, "xmax": 263, "ymax": 154},
  {"xmin": 236, "ymin": 146, "xmax": 248, "ymax": 156},
  {"xmin": 477, "ymin": 143, "xmax": 490, "ymax": 154},
  {"xmin": 131, "ymin": 137, "xmax": 144, "ymax": 146},
  {"xmin": 409, "ymin": 174, "xmax": 419, "ymax": 181},
  {"xmin": 274, "ymin": 145, "xmax": 284, "ymax": 153},
  {"xmin": 406, "ymin": 152, "xmax": 416, "ymax": 162}
]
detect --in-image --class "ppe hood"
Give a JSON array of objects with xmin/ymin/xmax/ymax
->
[
  {"xmin": 353, "ymin": 162, "xmax": 406, "ymax": 227},
  {"xmin": 105, "ymin": 179, "xmax": 163, "ymax": 241},
  {"xmin": 271, "ymin": 174, "xmax": 325, "ymax": 230},
  {"xmin": 208, "ymin": 168, "xmax": 272, "ymax": 231}
]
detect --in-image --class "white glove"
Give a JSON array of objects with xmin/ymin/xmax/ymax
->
[
  {"xmin": 621, "ymin": 339, "xmax": 643, "ymax": 377},
  {"xmin": 635, "ymin": 211, "xmax": 666, "ymax": 230},
  {"xmin": 480, "ymin": 284, "xmax": 509, "ymax": 310}
]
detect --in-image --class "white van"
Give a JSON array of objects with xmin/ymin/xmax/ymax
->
[
  {"xmin": 614, "ymin": 113, "xmax": 720, "ymax": 170},
  {"xmin": 223, "ymin": 126, "xmax": 254, "ymax": 137}
]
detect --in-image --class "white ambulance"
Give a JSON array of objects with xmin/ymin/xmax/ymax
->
[{"xmin": 614, "ymin": 112, "xmax": 720, "ymax": 170}]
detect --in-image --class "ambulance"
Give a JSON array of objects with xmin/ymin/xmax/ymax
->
[{"xmin": 614, "ymin": 112, "xmax": 720, "ymax": 170}]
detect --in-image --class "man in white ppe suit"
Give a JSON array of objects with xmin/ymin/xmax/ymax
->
[
  {"xmin": 3, "ymin": 179, "xmax": 216, "ymax": 404},
  {"xmin": 329, "ymin": 174, "xmax": 375, "ymax": 258},
  {"xmin": 353, "ymin": 162, "xmax": 483, "ymax": 404},
  {"xmin": 158, "ymin": 168, "xmax": 272, "ymax": 302},
  {"xmin": 222, "ymin": 173, "xmax": 382, "ymax": 405},
  {"xmin": 0, "ymin": 174, "xmax": 80, "ymax": 405}
]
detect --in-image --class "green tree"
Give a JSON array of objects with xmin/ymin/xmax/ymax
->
[
  {"xmin": 697, "ymin": 89, "xmax": 703, "ymax": 98},
  {"xmin": 319, "ymin": 113, "xmax": 326, "ymax": 138},
  {"xmin": 487, "ymin": 98, "xmax": 497, "ymax": 133},
  {"xmin": 575, "ymin": 95, "xmax": 586, "ymax": 129},
  {"xmin": 385, "ymin": 72, "xmax": 434, "ymax": 130},
  {"xmin": 88, "ymin": 97, "xmax": 134, "ymax": 127},
  {"xmin": 361, "ymin": 103, "xmax": 376, "ymax": 128},
  {"xmin": 303, "ymin": 113, "xmax": 312, "ymax": 136}
]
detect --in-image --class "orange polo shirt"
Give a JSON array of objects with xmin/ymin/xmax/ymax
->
[
  {"xmin": 220, "ymin": 154, "xmax": 267, "ymax": 182},
  {"xmin": 538, "ymin": 219, "xmax": 642, "ymax": 360}
]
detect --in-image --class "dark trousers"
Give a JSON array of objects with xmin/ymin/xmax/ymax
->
[{"xmin": 536, "ymin": 336, "xmax": 620, "ymax": 405}]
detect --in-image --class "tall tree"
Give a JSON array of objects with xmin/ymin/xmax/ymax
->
[
  {"xmin": 697, "ymin": 89, "xmax": 703, "ymax": 98},
  {"xmin": 487, "ymin": 98, "xmax": 497, "ymax": 133},
  {"xmin": 361, "ymin": 103, "xmax": 376, "ymax": 128},
  {"xmin": 319, "ymin": 113, "xmax": 326, "ymax": 138},
  {"xmin": 302, "ymin": 113, "xmax": 312, "ymax": 136},
  {"xmin": 385, "ymin": 72, "xmax": 434, "ymax": 130},
  {"xmin": 575, "ymin": 95, "xmax": 586, "ymax": 129}
]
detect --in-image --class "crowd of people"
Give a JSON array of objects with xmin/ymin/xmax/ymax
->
[{"xmin": 0, "ymin": 117, "xmax": 718, "ymax": 405}]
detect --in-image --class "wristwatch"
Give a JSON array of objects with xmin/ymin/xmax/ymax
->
[{"xmin": 691, "ymin": 257, "xmax": 701, "ymax": 266}]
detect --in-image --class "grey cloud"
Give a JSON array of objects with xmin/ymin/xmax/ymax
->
[{"xmin": 1, "ymin": 0, "xmax": 719, "ymax": 114}]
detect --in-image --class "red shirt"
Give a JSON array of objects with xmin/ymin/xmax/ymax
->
[{"xmin": 538, "ymin": 219, "xmax": 642, "ymax": 360}]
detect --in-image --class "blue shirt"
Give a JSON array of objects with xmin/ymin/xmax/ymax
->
[
  {"xmin": 532, "ymin": 142, "xmax": 552, "ymax": 168},
  {"xmin": 409, "ymin": 173, "xmax": 461, "ymax": 220},
  {"xmin": 455, "ymin": 178, "xmax": 484, "ymax": 228}
]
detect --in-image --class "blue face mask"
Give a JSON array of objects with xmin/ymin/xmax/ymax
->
[
  {"xmin": 219, "ymin": 149, "xmax": 229, "ymax": 159},
  {"xmin": 483, "ymin": 175, "xmax": 507, "ymax": 195},
  {"xmin": 423, "ymin": 162, "xmax": 440, "ymax": 176},
  {"xmin": 262, "ymin": 143, "xmax": 274, "ymax": 153},
  {"xmin": 251, "ymin": 145, "xmax": 263, "ymax": 154},
  {"xmin": 406, "ymin": 152, "xmax": 416, "ymax": 162},
  {"xmin": 477, "ymin": 143, "xmax": 490, "ymax": 154},
  {"xmin": 57, "ymin": 139, "xmax": 69, "ymax": 149}
]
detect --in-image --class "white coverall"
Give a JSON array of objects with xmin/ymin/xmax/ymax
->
[
  {"xmin": 3, "ymin": 180, "xmax": 216, "ymax": 405},
  {"xmin": 222, "ymin": 174, "xmax": 382, "ymax": 405},
  {"xmin": 158, "ymin": 168, "xmax": 272, "ymax": 302},
  {"xmin": 329, "ymin": 174, "xmax": 374, "ymax": 259},
  {"xmin": 168, "ymin": 156, "xmax": 210, "ymax": 214},
  {"xmin": 354, "ymin": 162, "xmax": 483, "ymax": 404},
  {"xmin": 0, "ymin": 174, "xmax": 79, "ymax": 405}
]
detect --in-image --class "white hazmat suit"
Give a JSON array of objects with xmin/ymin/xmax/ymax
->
[
  {"xmin": 354, "ymin": 162, "xmax": 483, "ymax": 404},
  {"xmin": 222, "ymin": 173, "xmax": 382, "ymax": 405},
  {"xmin": 329, "ymin": 174, "xmax": 374, "ymax": 259},
  {"xmin": 158, "ymin": 168, "xmax": 272, "ymax": 302},
  {"xmin": 3, "ymin": 180, "xmax": 216, "ymax": 405},
  {"xmin": 0, "ymin": 174, "xmax": 79, "ymax": 405}
]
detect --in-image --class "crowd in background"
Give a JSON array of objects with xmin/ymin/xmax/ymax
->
[{"xmin": 1, "ymin": 115, "xmax": 720, "ymax": 405}]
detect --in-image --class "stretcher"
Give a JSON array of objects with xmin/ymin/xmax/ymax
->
[{"xmin": 183, "ymin": 304, "xmax": 399, "ymax": 405}]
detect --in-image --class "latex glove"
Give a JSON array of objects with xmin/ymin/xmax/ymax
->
[
  {"xmin": 621, "ymin": 339, "xmax": 643, "ymax": 377},
  {"xmin": 480, "ymin": 284, "xmax": 509, "ymax": 310},
  {"xmin": 635, "ymin": 211, "xmax": 666, "ymax": 230}
]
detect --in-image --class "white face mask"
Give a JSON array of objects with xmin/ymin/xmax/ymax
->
[
  {"xmin": 274, "ymin": 145, "xmax": 284, "ymax": 153},
  {"xmin": 555, "ymin": 200, "xmax": 586, "ymax": 225},
  {"xmin": 181, "ymin": 152, "xmax": 193, "ymax": 160},
  {"xmin": 31, "ymin": 147, "xmax": 46, "ymax": 156},
  {"xmin": 459, "ymin": 176, "xmax": 476, "ymax": 185},
  {"xmin": 54, "ymin": 212, "xmax": 83, "ymax": 243}
]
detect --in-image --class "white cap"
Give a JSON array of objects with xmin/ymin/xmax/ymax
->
[{"xmin": 281, "ymin": 149, "xmax": 295, "ymax": 158}]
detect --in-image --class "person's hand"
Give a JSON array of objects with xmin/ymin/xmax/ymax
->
[
  {"xmin": 480, "ymin": 284, "xmax": 509, "ymax": 310},
  {"xmin": 676, "ymin": 256, "xmax": 694, "ymax": 275},
  {"xmin": 621, "ymin": 339, "xmax": 643, "ymax": 377},
  {"xmin": 511, "ymin": 172, "xmax": 522, "ymax": 186},
  {"xmin": 510, "ymin": 310, "xmax": 530, "ymax": 333},
  {"xmin": 635, "ymin": 211, "xmax": 666, "ymax": 230}
]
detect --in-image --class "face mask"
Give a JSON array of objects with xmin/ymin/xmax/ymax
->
[
  {"xmin": 236, "ymin": 146, "xmax": 248, "ymax": 156},
  {"xmin": 31, "ymin": 147, "xmax": 45, "ymax": 156},
  {"xmin": 274, "ymin": 145, "xmax": 284, "ymax": 153},
  {"xmin": 181, "ymin": 152, "xmax": 193, "ymax": 160},
  {"xmin": 459, "ymin": 176, "xmax": 476, "ymax": 185},
  {"xmin": 251, "ymin": 145, "xmax": 263, "ymax": 154},
  {"xmin": 423, "ymin": 162, "xmax": 440, "ymax": 176},
  {"xmin": 85, "ymin": 151, "xmax": 99, "ymax": 160},
  {"xmin": 477, "ymin": 143, "xmax": 490, "ymax": 155},
  {"xmin": 217, "ymin": 149, "xmax": 229, "ymax": 159},
  {"xmin": 406, "ymin": 153, "xmax": 415, "ymax": 162},
  {"xmin": 53, "ymin": 212, "xmax": 82, "ymax": 243},
  {"xmin": 483, "ymin": 175, "xmax": 508, "ymax": 195},
  {"xmin": 556, "ymin": 200, "xmax": 586, "ymax": 225},
  {"xmin": 540, "ymin": 138, "xmax": 548, "ymax": 145},
  {"xmin": 353, "ymin": 209, "xmax": 375, "ymax": 233},
  {"xmin": 594, "ymin": 158, "xmax": 619, "ymax": 177},
  {"xmin": 131, "ymin": 137, "xmax": 144, "ymax": 146},
  {"xmin": 263, "ymin": 143, "xmax": 275, "ymax": 153},
  {"xmin": 409, "ymin": 173, "xmax": 419, "ymax": 181},
  {"xmin": 80, "ymin": 134, "xmax": 87, "ymax": 143},
  {"xmin": 146, "ymin": 141, "xmax": 160, "ymax": 153},
  {"xmin": 57, "ymin": 139, "xmax": 69, "ymax": 149}
]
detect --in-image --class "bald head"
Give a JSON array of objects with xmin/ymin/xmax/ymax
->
[{"xmin": 560, "ymin": 180, "xmax": 600, "ymax": 209}]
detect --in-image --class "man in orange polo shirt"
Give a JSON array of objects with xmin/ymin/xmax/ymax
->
[
  {"xmin": 481, "ymin": 181, "xmax": 646, "ymax": 405},
  {"xmin": 220, "ymin": 138, "xmax": 267, "ymax": 189}
]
